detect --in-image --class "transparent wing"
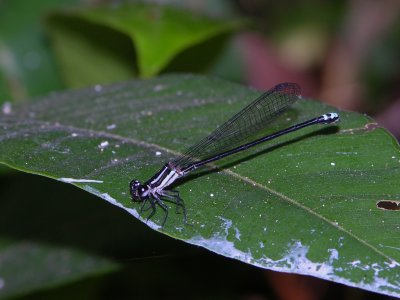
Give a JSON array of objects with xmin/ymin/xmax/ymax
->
[{"xmin": 172, "ymin": 82, "xmax": 301, "ymax": 169}]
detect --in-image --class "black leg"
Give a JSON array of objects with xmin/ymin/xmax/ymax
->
[
  {"xmin": 156, "ymin": 199, "xmax": 169, "ymax": 227},
  {"xmin": 160, "ymin": 190, "xmax": 188, "ymax": 225},
  {"xmin": 142, "ymin": 195, "xmax": 169, "ymax": 227},
  {"xmin": 138, "ymin": 192, "xmax": 188, "ymax": 226},
  {"xmin": 164, "ymin": 192, "xmax": 182, "ymax": 214},
  {"xmin": 146, "ymin": 199, "xmax": 157, "ymax": 222},
  {"xmin": 140, "ymin": 198, "xmax": 151, "ymax": 213}
]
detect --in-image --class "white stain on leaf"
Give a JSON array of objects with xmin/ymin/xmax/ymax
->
[
  {"xmin": 2, "ymin": 102, "xmax": 11, "ymax": 115},
  {"xmin": 188, "ymin": 232, "xmax": 253, "ymax": 264},
  {"xmin": 234, "ymin": 227, "xmax": 241, "ymax": 241},
  {"xmin": 386, "ymin": 261, "xmax": 400, "ymax": 268},
  {"xmin": 254, "ymin": 241, "xmax": 338, "ymax": 276},
  {"xmin": 349, "ymin": 260, "xmax": 361, "ymax": 267},
  {"xmin": 106, "ymin": 124, "xmax": 116, "ymax": 130},
  {"xmin": 99, "ymin": 141, "xmax": 109, "ymax": 149},
  {"xmin": 187, "ymin": 220, "xmax": 400, "ymax": 298},
  {"xmin": 58, "ymin": 178, "xmax": 103, "ymax": 183},
  {"xmin": 328, "ymin": 248, "xmax": 339, "ymax": 261},
  {"xmin": 218, "ymin": 217, "xmax": 232, "ymax": 234},
  {"xmin": 153, "ymin": 84, "xmax": 164, "ymax": 92},
  {"xmin": 94, "ymin": 84, "xmax": 102, "ymax": 92}
]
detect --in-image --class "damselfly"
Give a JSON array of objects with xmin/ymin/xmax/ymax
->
[{"xmin": 130, "ymin": 83, "xmax": 339, "ymax": 226}]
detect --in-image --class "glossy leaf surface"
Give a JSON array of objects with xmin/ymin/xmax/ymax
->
[{"xmin": 0, "ymin": 74, "xmax": 399, "ymax": 297}]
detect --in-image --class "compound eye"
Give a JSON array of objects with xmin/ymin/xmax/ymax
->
[{"xmin": 129, "ymin": 180, "xmax": 142, "ymax": 194}]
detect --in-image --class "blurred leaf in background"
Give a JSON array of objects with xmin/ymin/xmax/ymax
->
[
  {"xmin": 46, "ymin": 2, "xmax": 245, "ymax": 87},
  {"xmin": 0, "ymin": 0, "xmax": 245, "ymax": 99},
  {"xmin": 0, "ymin": 0, "xmax": 81, "ymax": 103}
]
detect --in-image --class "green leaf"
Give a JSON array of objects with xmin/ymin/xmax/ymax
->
[
  {"xmin": 0, "ymin": 74, "xmax": 399, "ymax": 297},
  {"xmin": 0, "ymin": 240, "xmax": 118, "ymax": 299},
  {"xmin": 46, "ymin": 3, "xmax": 243, "ymax": 86},
  {"xmin": 0, "ymin": 0, "xmax": 81, "ymax": 102}
]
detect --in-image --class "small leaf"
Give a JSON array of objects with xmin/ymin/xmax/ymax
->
[
  {"xmin": 46, "ymin": 3, "xmax": 243, "ymax": 86},
  {"xmin": 0, "ymin": 74, "xmax": 399, "ymax": 297}
]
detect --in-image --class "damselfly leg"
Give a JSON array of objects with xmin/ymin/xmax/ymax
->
[
  {"xmin": 137, "ymin": 190, "xmax": 186, "ymax": 226},
  {"xmin": 159, "ymin": 190, "xmax": 187, "ymax": 223},
  {"xmin": 141, "ymin": 195, "xmax": 169, "ymax": 226}
]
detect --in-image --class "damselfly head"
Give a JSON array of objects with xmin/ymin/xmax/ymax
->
[{"xmin": 130, "ymin": 179, "xmax": 147, "ymax": 201}]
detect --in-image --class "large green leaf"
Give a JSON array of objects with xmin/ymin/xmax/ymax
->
[
  {"xmin": 46, "ymin": 3, "xmax": 243, "ymax": 87},
  {"xmin": 0, "ymin": 74, "xmax": 399, "ymax": 297}
]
